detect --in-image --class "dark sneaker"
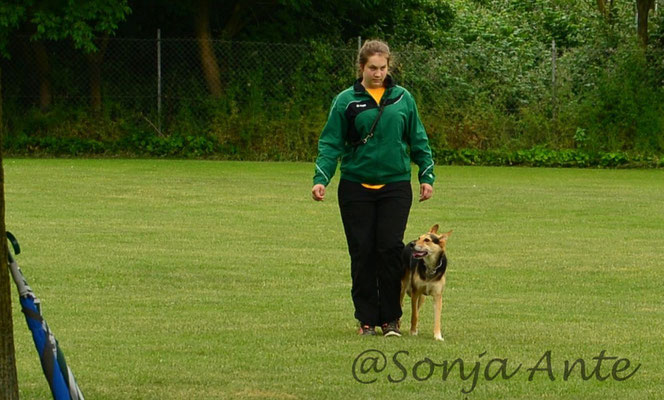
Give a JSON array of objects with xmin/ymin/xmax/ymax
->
[
  {"xmin": 358, "ymin": 324, "xmax": 377, "ymax": 336},
  {"xmin": 382, "ymin": 320, "xmax": 402, "ymax": 337}
]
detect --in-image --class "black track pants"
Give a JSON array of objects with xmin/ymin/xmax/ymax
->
[{"xmin": 338, "ymin": 179, "xmax": 412, "ymax": 326}]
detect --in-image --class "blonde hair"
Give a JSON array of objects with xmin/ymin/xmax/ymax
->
[{"xmin": 356, "ymin": 40, "xmax": 391, "ymax": 77}]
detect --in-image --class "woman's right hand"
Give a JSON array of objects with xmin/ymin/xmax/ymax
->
[{"xmin": 311, "ymin": 184, "xmax": 326, "ymax": 201}]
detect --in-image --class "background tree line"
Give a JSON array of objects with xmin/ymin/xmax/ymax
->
[{"xmin": 0, "ymin": 0, "xmax": 663, "ymax": 166}]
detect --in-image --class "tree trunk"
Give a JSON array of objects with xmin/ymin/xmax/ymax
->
[
  {"xmin": 33, "ymin": 41, "xmax": 53, "ymax": 111},
  {"xmin": 0, "ymin": 66, "xmax": 20, "ymax": 400},
  {"xmin": 195, "ymin": 0, "xmax": 223, "ymax": 98},
  {"xmin": 596, "ymin": 0, "xmax": 615, "ymax": 23},
  {"xmin": 89, "ymin": 57, "xmax": 103, "ymax": 112},
  {"xmin": 87, "ymin": 36, "xmax": 109, "ymax": 113},
  {"xmin": 637, "ymin": 0, "xmax": 655, "ymax": 47},
  {"xmin": 597, "ymin": 0, "xmax": 607, "ymax": 17}
]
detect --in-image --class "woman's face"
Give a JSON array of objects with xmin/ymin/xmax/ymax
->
[{"xmin": 361, "ymin": 54, "xmax": 388, "ymax": 89}]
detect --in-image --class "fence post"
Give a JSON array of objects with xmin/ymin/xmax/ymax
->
[
  {"xmin": 157, "ymin": 29, "xmax": 162, "ymax": 134},
  {"xmin": 551, "ymin": 39, "xmax": 557, "ymax": 123}
]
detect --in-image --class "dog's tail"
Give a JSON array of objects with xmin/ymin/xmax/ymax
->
[{"xmin": 400, "ymin": 240, "xmax": 416, "ymax": 275}]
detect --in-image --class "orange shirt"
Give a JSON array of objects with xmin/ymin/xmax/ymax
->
[
  {"xmin": 366, "ymin": 86, "xmax": 385, "ymax": 106},
  {"xmin": 361, "ymin": 183, "xmax": 385, "ymax": 190}
]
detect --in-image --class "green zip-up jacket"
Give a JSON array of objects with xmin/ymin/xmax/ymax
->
[{"xmin": 313, "ymin": 75, "xmax": 435, "ymax": 187}]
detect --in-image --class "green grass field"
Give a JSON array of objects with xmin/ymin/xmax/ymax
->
[{"xmin": 4, "ymin": 159, "xmax": 663, "ymax": 399}]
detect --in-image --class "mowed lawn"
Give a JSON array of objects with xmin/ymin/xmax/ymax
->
[{"xmin": 3, "ymin": 159, "xmax": 663, "ymax": 399}]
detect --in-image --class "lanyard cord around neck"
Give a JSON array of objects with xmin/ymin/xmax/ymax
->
[{"xmin": 354, "ymin": 103, "xmax": 385, "ymax": 147}]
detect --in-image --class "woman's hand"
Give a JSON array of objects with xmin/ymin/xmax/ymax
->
[
  {"xmin": 312, "ymin": 184, "xmax": 326, "ymax": 201},
  {"xmin": 419, "ymin": 183, "xmax": 433, "ymax": 202}
]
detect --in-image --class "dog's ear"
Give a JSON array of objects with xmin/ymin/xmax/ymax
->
[
  {"xmin": 440, "ymin": 230, "xmax": 453, "ymax": 240},
  {"xmin": 429, "ymin": 224, "xmax": 439, "ymax": 234}
]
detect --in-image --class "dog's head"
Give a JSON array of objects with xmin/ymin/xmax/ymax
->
[{"xmin": 411, "ymin": 224, "xmax": 453, "ymax": 259}]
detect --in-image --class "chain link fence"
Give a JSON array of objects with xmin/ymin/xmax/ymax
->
[
  {"xmin": 2, "ymin": 35, "xmax": 612, "ymax": 158},
  {"xmin": 2, "ymin": 37, "xmax": 357, "ymax": 126}
]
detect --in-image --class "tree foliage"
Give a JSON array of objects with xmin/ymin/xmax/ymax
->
[
  {"xmin": 0, "ymin": 2, "xmax": 26, "ymax": 57},
  {"xmin": 0, "ymin": 0, "xmax": 130, "ymax": 57}
]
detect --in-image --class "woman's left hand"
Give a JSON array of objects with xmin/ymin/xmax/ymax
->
[{"xmin": 419, "ymin": 183, "xmax": 433, "ymax": 202}]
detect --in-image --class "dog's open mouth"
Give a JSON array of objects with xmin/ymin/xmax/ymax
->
[{"xmin": 412, "ymin": 250, "xmax": 428, "ymax": 258}]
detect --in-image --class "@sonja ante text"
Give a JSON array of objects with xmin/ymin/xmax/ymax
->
[{"xmin": 352, "ymin": 349, "xmax": 641, "ymax": 394}]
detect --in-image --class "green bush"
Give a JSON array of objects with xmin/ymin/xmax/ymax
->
[
  {"xmin": 432, "ymin": 147, "xmax": 661, "ymax": 168},
  {"xmin": 571, "ymin": 44, "xmax": 664, "ymax": 153}
]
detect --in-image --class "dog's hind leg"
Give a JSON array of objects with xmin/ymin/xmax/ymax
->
[
  {"xmin": 399, "ymin": 276, "xmax": 408, "ymax": 309},
  {"xmin": 433, "ymin": 293, "xmax": 444, "ymax": 341}
]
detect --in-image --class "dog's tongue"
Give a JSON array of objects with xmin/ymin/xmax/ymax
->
[{"xmin": 413, "ymin": 251, "xmax": 427, "ymax": 258}]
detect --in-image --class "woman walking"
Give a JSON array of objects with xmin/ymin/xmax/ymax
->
[{"xmin": 311, "ymin": 40, "xmax": 435, "ymax": 336}]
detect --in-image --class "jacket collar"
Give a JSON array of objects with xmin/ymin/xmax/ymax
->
[{"xmin": 353, "ymin": 74, "xmax": 396, "ymax": 94}]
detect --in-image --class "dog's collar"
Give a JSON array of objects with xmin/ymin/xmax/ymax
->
[{"xmin": 424, "ymin": 254, "xmax": 447, "ymax": 279}]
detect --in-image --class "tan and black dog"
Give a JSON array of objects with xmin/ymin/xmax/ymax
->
[{"xmin": 400, "ymin": 224, "xmax": 453, "ymax": 341}]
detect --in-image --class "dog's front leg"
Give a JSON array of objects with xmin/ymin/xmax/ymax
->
[
  {"xmin": 410, "ymin": 290, "xmax": 422, "ymax": 336},
  {"xmin": 433, "ymin": 293, "xmax": 444, "ymax": 341}
]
